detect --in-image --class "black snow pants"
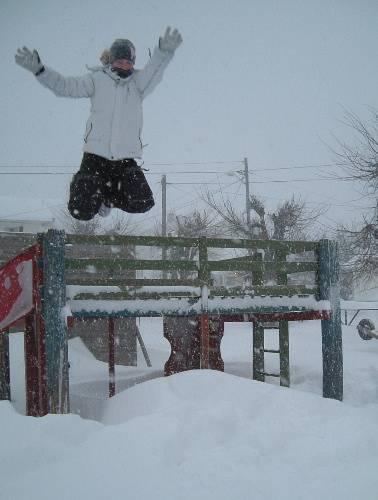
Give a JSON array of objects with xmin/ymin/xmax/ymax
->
[{"xmin": 68, "ymin": 153, "xmax": 155, "ymax": 221}]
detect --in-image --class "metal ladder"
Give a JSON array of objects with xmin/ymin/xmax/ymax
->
[{"xmin": 253, "ymin": 320, "xmax": 290, "ymax": 387}]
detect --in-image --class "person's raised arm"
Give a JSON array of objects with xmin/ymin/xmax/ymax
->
[
  {"xmin": 135, "ymin": 27, "xmax": 182, "ymax": 99},
  {"xmin": 15, "ymin": 46, "xmax": 94, "ymax": 98},
  {"xmin": 15, "ymin": 47, "xmax": 45, "ymax": 75}
]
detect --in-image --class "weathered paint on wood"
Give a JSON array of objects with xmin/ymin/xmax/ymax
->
[
  {"xmin": 65, "ymin": 258, "xmax": 199, "ymax": 272},
  {"xmin": 66, "ymin": 256, "xmax": 316, "ymax": 277},
  {"xmin": 71, "ymin": 300, "xmax": 326, "ymax": 319},
  {"xmin": 253, "ymin": 322, "xmax": 265, "ymax": 382},
  {"xmin": 42, "ymin": 230, "xmax": 69, "ymax": 414},
  {"xmin": 200, "ymin": 314, "xmax": 210, "ymax": 369},
  {"xmin": 65, "ymin": 233, "xmax": 317, "ymax": 253},
  {"xmin": 0, "ymin": 330, "xmax": 10, "ymax": 401},
  {"xmin": 72, "ymin": 285, "xmax": 318, "ymax": 302},
  {"xmin": 108, "ymin": 317, "xmax": 115, "ymax": 397},
  {"xmin": 69, "ymin": 278, "xmax": 205, "ymax": 288},
  {"xmin": 24, "ymin": 311, "xmax": 47, "ymax": 416},
  {"xmin": 252, "ymin": 252, "xmax": 263, "ymax": 286},
  {"xmin": 279, "ymin": 320, "xmax": 290, "ymax": 387},
  {"xmin": 9, "ymin": 230, "xmax": 342, "ymax": 414},
  {"xmin": 318, "ymin": 239, "xmax": 343, "ymax": 401},
  {"xmin": 207, "ymin": 260, "xmax": 316, "ymax": 273},
  {"xmin": 198, "ymin": 238, "xmax": 210, "ymax": 283}
]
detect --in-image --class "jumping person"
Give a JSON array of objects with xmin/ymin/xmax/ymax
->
[{"xmin": 15, "ymin": 27, "xmax": 182, "ymax": 220}]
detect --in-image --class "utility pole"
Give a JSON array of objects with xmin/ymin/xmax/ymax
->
[
  {"xmin": 161, "ymin": 175, "xmax": 167, "ymax": 237},
  {"xmin": 161, "ymin": 175, "xmax": 167, "ymax": 265},
  {"xmin": 244, "ymin": 157, "xmax": 251, "ymax": 227}
]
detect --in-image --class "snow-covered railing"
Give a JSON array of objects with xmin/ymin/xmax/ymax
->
[
  {"xmin": 63, "ymin": 231, "xmax": 342, "ymax": 402},
  {"xmin": 65, "ymin": 233, "xmax": 326, "ymax": 316},
  {"xmin": 0, "ymin": 230, "xmax": 344, "ymax": 416}
]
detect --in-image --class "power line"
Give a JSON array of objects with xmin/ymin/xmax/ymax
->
[
  {"xmin": 0, "ymin": 161, "xmax": 244, "ymax": 169},
  {"xmin": 166, "ymin": 177, "xmax": 354, "ymax": 185},
  {"xmin": 0, "ymin": 161, "xmax": 342, "ymax": 173}
]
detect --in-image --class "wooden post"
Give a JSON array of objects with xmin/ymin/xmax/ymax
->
[
  {"xmin": 24, "ymin": 243, "xmax": 48, "ymax": 417},
  {"xmin": 318, "ymin": 239, "xmax": 343, "ymax": 401},
  {"xmin": 161, "ymin": 175, "xmax": 167, "ymax": 278},
  {"xmin": 200, "ymin": 313, "xmax": 210, "ymax": 369},
  {"xmin": 108, "ymin": 317, "xmax": 115, "ymax": 397},
  {"xmin": 276, "ymin": 247, "xmax": 288, "ymax": 286},
  {"xmin": 163, "ymin": 317, "xmax": 200, "ymax": 375},
  {"xmin": 253, "ymin": 321, "xmax": 265, "ymax": 382},
  {"xmin": 252, "ymin": 252, "xmax": 263, "ymax": 287},
  {"xmin": 208, "ymin": 316, "xmax": 224, "ymax": 372},
  {"xmin": 279, "ymin": 320, "xmax": 290, "ymax": 387},
  {"xmin": 199, "ymin": 238, "xmax": 210, "ymax": 369},
  {"xmin": 0, "ymin": 329, "xmax": 11, "ymax": 401},
  {"xmin": 25, "ymin": 313, "xmax": 41, "ymax": 416},
  {"xmin": 41, "ymin": 230, "xmax": 69, "ymax": 413}
]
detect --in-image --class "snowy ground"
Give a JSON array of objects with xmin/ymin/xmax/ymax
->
[{"xmin": 2, "ymin": 312, "xmax": 378, "ymax": 500}]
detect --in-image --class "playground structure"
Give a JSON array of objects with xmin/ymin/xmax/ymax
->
[{"xmin": 0, "ymin": 230, "xmax": 343, "ymax": 416}]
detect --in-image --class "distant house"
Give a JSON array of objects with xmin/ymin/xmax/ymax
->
[{"xmin": 0, "ymin": 218, "xmax": 55, "ymax": 234}]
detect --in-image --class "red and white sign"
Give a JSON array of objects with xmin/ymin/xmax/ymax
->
[{"xmin": 0, "ymin": 249, "xmax": 35, "ymax": 331}]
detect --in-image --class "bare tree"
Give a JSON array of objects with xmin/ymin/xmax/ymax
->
[
  {"xmin": 203, "ymin": 189, "xmax": 323, "ymax": 241},
  {"xmin": 334, "ymin": 108, "xmax": 378, "ymax": 283},
  {"xmin": 335, "ymin": 108, "xmax": 378, "ymax": 192},
  {"xmin": 338, "ymin": 217, "xmax": 378, "ymax": 285},
  {"xmin": 157, "ymin": 209, "xmax": 219, "ymax": 279}
]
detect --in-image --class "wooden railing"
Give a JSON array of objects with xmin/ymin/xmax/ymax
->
[
  {"xmin": 0, "ymin": 230, "xmax": 343, "ymax": 411},
  {"xmin": 65, "ymin": 234, "xmax": 322, "ymax": 311}
]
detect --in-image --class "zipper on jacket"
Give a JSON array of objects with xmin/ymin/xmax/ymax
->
[
  {"xmin": 84, "ymin": 122, "xmax": 93, "ymax": 143},
  {"xmin": 109, "ymin": 82, "xmax": 119, "ymax": 157}
]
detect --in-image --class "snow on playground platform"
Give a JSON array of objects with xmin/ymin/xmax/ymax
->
[{"xmin": 3, "ymin": 317, "xmax": 378, "ymax": 500}]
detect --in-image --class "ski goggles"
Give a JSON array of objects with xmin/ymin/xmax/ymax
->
[{"xmin": 111, "ymin": 59, "xmax": 135, "ymax": 72}]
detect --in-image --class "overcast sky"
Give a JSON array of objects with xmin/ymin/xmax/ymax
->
[{"xmin": 1, "ymin": 0, "xmax": 377, "ymax": 234}]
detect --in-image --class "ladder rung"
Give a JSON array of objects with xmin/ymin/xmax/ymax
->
[{"xmin": 264, "ymin": 349, "xmax": 280, "ymax": 354}]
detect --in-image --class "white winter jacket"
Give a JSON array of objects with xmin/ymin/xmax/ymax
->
[{"xmin": 36, "ymin": 47, "xmax": 173, "ymax": 160}]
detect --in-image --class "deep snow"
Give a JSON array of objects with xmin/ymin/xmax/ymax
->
[{"xmin": 2, "ymin": 315, "xmax": 378, "ymax": 500}]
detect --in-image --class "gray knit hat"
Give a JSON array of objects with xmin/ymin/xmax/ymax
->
[{"xmin": 109, "ymin": 39, "xmax": 136, "ymax": 63}]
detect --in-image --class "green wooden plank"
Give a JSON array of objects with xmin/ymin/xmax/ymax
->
[
  {"xmin": 72, "ymin": 291, "xmax": 201, "ymax": 300},
  {"xmin": 66, "ymin": 276, "xmax": 136, "ymax": 286},
  {"xmin": 65, "ymin": 276, "xmax": 206, "ymax": 287},
  {"xmin": 71, "ymin": 302, "xmax": 322, "ymax": 318},
  {"xmin": 120, "ymin": 278, "xmax": 205, "ymax": 287},
  {"xmin": 70, "ymin": 284, "xmax": 317, "ymax": 301},
  {"xmin": 205, "ymin": 238, "xmax": 317, "ymax": 252},
  {"xmin": 65, "ymin": 258, "xmax": 199, "ymax": 272},
  {"xmin": 208, "ymin": 260, "xmax": 316, "ymax": 273},
  {"xmin": 66, "ymin": 234, "xmax": 201, "ymax": 248},
  {"xmin": 65, "ymin": 233, "xmax": 317, "ymax": 253},
  {"xmin": 211, "ymin": 285, "xmax": 317, "ymax": 297}
]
